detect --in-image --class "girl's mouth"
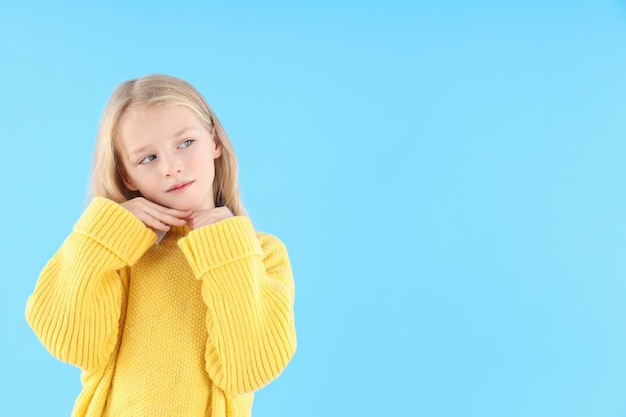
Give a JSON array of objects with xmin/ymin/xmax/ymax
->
[{"xmin": 167, "ymin": 181, "xmax": 193, "ymax": 193}]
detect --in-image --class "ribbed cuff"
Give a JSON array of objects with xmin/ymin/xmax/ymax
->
[
  {"xmin": 178, "ymin": 216, "xmax": 263, "ymax": 278},
  {"xmin": 73, "ymin": 197, "xmax": 156, "ymax": 265}
]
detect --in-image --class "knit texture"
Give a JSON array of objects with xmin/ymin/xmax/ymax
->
[{"xmin": 25, "ymin": 197, "xmax": 296, "ymax": 417}]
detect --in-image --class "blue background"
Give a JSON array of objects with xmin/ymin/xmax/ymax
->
[{"xmin": 2, "ymin": 1, "xmax": 626, "ymax": 416}]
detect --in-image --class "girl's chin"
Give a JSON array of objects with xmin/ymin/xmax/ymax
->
[
  {"xmin": 169, "ymin": 204, "xmax": 196, "ymax": 212},
  {"xmin": 146, "ymin": 196, "xmax": 214, "ymax": 212}
]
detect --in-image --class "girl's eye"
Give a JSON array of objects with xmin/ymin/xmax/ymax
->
[
  {"xmin": 179, "ymin": 139, "xmax": 194, "ymax": 148},
  {"xmin": 140, "ymin": 155, "xmax": 157, "ymax": 164}
]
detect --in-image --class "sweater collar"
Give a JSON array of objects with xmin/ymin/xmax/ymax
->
[{"xmin": 155, "ymin": 224, "xmax": 191, "ymax": 245}]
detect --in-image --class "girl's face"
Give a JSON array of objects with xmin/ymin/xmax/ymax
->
[{"xmin": 116, "ymin": 105, "xmax": 222, "ymax": 211}]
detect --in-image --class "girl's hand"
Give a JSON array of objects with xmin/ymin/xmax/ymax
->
[
  {"xmin": 120, "ymin": 197, "xmax": 191, "ymax": 232},
  {"xmin": 188, "ymin": 206, "xmax": 234, "ymax": 230}
]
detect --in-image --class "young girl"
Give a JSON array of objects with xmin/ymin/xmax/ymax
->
[{"xmin": 25, "ymin": 74, "xmax": 297, "ymax": 417}]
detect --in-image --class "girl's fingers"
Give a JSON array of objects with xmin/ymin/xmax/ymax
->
[
  {"xmin": 122, "ymin": 197, "xmax": 191, "ymax": 231},
  {"xmin": 146, "ymin": 201, "xmax": 191, "ymax": 218},
  {"xmin": 147, "ymin": 206, "xmax": 191, "ymax": 226},
  {"xmin": 188, "ymin": 207, "xmax": 233, "ymax": 229},
  {"xmin": 143, "ymin": 216, "xmax": 171, "ymax": 232}
]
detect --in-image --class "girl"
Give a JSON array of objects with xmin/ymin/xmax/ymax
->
[{"xmin": 25, "ymin": 74, "xmax": 297, "ymax": 417}]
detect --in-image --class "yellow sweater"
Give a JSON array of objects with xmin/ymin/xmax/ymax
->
[{"xmin": 25, "ymin": 197, "xmax": 297, "ymax": 416}]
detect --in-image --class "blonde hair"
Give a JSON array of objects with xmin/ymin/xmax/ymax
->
[{"xmin": 90, "ymin": 74, "xmax": 246, "ymax": 216}]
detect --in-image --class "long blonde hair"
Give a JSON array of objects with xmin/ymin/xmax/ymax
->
[{"xmin": 90, "ymin": 74, "xmax": 246, "ymax": 216}]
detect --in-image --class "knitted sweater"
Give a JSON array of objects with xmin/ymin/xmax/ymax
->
[{"xmin": 25, "ymin": 197, "xmax": 297, "ymax": 416}]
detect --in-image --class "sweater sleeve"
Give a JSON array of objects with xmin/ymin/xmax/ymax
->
[
  {"xmin": 178, "ymin": 216, "xmax": 297, "ymax": 395},
  {"xmin": 25, "ymin": 197, "xmax": 156, "ymax": 371}
]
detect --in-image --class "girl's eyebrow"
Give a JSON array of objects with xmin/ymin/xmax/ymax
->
[
  {"xmin": 128, "ymin": 146, "xmax": 148, "ymax": 159},
  {"xmin": 172, "ymin": 126, "xmax": 197, "ymax": 137},
  {"xmin": 128, "ymin": 145, "xmax": 150, "ymax": 159},
  {"xmin": 128, "ymin": 127, "xmax": 197, "ymax": 158}
]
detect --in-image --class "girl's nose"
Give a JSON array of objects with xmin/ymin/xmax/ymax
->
[{"xmin": 162, "ymin": 155, "xmax": 183, "ymax": 177}]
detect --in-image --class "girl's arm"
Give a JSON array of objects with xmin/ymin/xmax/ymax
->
[
  {"xmin": 178, "ymin": 216, "xmax": 297, "ymax": 395},
  {"xmin": 25, "ymin": 197, "xmax": 156, "ymax": 371}
]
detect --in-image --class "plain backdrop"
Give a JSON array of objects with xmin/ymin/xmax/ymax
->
[{"xmin": 3, "ymin": 1, "xmax": 626, "ymax": 416}]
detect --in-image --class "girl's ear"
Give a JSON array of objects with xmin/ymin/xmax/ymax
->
[
  {"xmin": 118, "ymin": 167, "xmax": 139, "ymax": 191},
  {"xmin": 213, "ymin": 131, "xmax": 223, "ymax": 159}
]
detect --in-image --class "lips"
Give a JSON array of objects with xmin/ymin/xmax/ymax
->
[{"xmin": 167, "ymin": 181, "xmax": 194, "ymax": 192}]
